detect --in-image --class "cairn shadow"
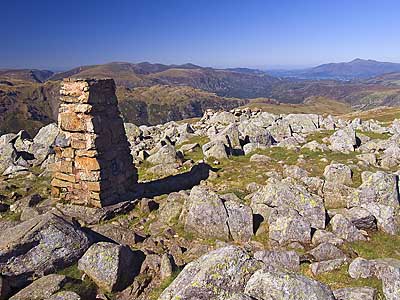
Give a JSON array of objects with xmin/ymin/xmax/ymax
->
[{"xmin": 137, "ymin": 162, "xmax": 217, "ymax": 198}]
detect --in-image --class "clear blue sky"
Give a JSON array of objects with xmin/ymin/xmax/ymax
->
[{"xmin": 1, "ymin": 0, "xmax": 399, "ymax": 70}]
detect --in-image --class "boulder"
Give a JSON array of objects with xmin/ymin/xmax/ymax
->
[
  {"xmin": 184, "ymin": 186, "xmax": 230, "ymax": 240},
  {"xmin": 308, "ymin": 242, "xmax": 346, "ymax": 261},
  {"xmin": 341, "ymin": 207, "xmax": 377, "ymax": 230},
  {"xmin": 333, "ymin": 287, "xmax": 377, "ymax": 300},
  {"xmin": 213, "ymin": 124, "xmax": 242, "ymax": 154},
  {"xmin": 254, "ymin": 250, "xmax": 300, "ymax": 272},
  {"xmin": 244, "ymin": 267, "xmax": 335, "ymax": 300},
  {"xmin": 238, "ymin": 122, "xmax": 273, "ymax": 146},
  {"xmin": 147, "ymin": 144, "xmax": 181, "ymax": 165},
  {"xmin": 312, "ymin": 230, "xmax": 344, "ymax": 246},
  {"xmin": 0, "ymin": 134, "xmax": 16, "ymax": 173},
  {"xmin": 208, "ymin": 111, "xmax": 236, "ymax": 125},
  {"xmin": 324, "ymin": 163, "xmax": 353, "ymax": 185},
  {"xmin": 78, "ymin": 242, "xmax": 140, "ymax": 293},
  {"xmin": 268, "ymin": 208, "xmax": 311, "ymax": 245},
  {"xmin": 302, "ymin": 140, "xmax": 329, "ymax": 152},
  {"xmin": 159, "ymin": 246, "xmax": 262, "ymax": 300},
  {"xmin": 360, "ymin": 203, "xmax": 399, "ymax": 235},
  {"xmin": 47, "ymin": 291, "xmax": 81, "ymax": 300},
  {"xmin": 202, "ymin": 140, "xmax": 228, "ymax": 159},
  {"xmin": 9, "ymin": 274, "xmax": 67, "ymax": 300},
  {"xmin": 249, "ymin": 154, "xmax": 272, "ymax": 163},
  {"xmin": 284, "ymin": 114, "xmax": 320, "ymax": 133},
  {"xmin": 322, "ymin": 182, "xmax": 357, "ymax": 209},
  {"xmin": 357, "ymin": 171, "xmax": 399, "ymax": 207},
  {"xmin": 381, "ymin": 260, "xmax": 400, "ymax": 300},
  {"xmin": 124, "ymin": 123, "xmax": 142, "ymax": 146},
  {"xmin": 0, "ymin": 211, "xmax": 90, "ymax": 290},
  {"xmin": 224, "ymin": 199, "xmax": 253, "ymax": 242},
  {"xmin": 348, "ymin": 258, "xmax": 374, "ymax": 279},
  {"xmin": 330, "ymin": 214, "xmax": 366, "ymax": 242},
  {"xmin": 329, "ymin": 127, "xmax": 357, "ymax": 153},
  {"xmin": 310, "ymin": 258, "xmax": 347, "ymax": 275},
  {"xmin": 30, "ymin": 123, "xmax": 59, "ymax": 166},
  {"xmin": 251, "ymin": 178, "xmax": 326, "ymax": 229}
]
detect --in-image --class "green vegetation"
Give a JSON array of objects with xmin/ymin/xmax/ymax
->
[
  {"xmin": 305, "ymin": 264, "xmax": 384, "ymax": 299},
  {"xmin": 351, "ymin": 231, "xmax": 400, "ymax": 260},
  {"xmin": 244, "ymin": 97, "xmax": 353, "ymax": 116},
  {"xmin": 58, "ymin": 264, "xmax": 98, "ymax": 298},
  {"xmin": 148, "ymin": 269, "xmax": 182, "ymax": 300}
]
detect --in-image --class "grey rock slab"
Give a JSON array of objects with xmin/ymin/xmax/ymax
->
[
  {"xmin": 159, "ymin": 245, "xmax": 262, "ymax": 300},
  {"xmin": 244, "ymin": 267, "xmax": 335, "ymax": 300},
  {"xmin": 333, "ymin": 287, "xmax": 377, "ymax": 300},
  {"xmin": 0, "ymin": 211, "xmax": 90, "ymax": 290},
  {"xmin": 9, "ymin": 274, "xmax": 67, "ymax": 300},
  {"xmin": 268, "ymin": 208, "xmax": 312, "ymax": 245},
  {"xmin": 184, "ymin": 186, "xmax": 230, "ymax": 240},
  {"xmin": 324, "ymin": 163, "xmax": 353, "ymax": 185},
  {"xmin": 254, "ymin": 250, "xmax": 300, "ymax": 272},
  {"xmin": 330, "ymin": 214, "xmax": 367, "ymax": 242},
  {"xmin": 308, "ymin": 242, "xmax": 346, "ymax": 262},
  {"xmin": 310, "ymin": 258, "xmax": 347, "ymax": 275},
  {"xmin": 78, "ymin": 242, "xmax": 139, "ymax": 293},
  {"xmin": 225, "ymin": 200, "xmax": 254, "ymax": 242}
]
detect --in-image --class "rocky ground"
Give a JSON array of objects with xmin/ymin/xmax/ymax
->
[{"xmin": 0, "ymin": 107, "xmax": 399, "ymax": 299}]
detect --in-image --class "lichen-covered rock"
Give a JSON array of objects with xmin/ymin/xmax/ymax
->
[
  {"xmin": 184, "ymin": 186, "xmax": 230, "ymax": 240},
  {"xmin": 380, "ymin": 261, "xmax": 400, "ymax": 300},
  {"xmin": 312, "ymin": 230, "xmax": 344, "ymax": 246},
  {"xmin": 47, "ymin": 291, "xmax": 81, "ymax": 300},
  {"xmin": 333, "ymin": 287, "xmax": 377, "ymax": 300},
  {"xmin": 78, "ymin": 242, "xmax": 139, "ymax": 293},
  {"xmin": 202, "ymin": 140, "xmax": 228, "ymax": 159},
  {"xmin": 322, "ymin": 181, "xmax": 357, "ymax": 209},
  {"xmin": 348, "ymin": 257, "xmax": 375, "ymax": 279},
  {"xmin": 158, "ymin": 192, "xmax": 186, "ymax": 225},
  {"xmin": 324, "ymin": 163, "xmax": 353, "ymax": 185},
  {"xmin": 238, "ymin": 122, "xmax": 273, "ymax": 146},
  {"xmin": 360, "ymin": 203, "xmax": 399, "ymax": 235},
  {"xmin": 310, "ymin": 258, "xmax": 347, "ymax": 275},
  {"xmin": 0, "ymin": 212, "xmax": 90, "ymax": 290},
  {"xmin": 0, "ymin": 134, "xmax": 16, "ymax": 173},
  {"xmin": 268, "ymin": 208, "xmax": 311, "ymax": 245},
  {"xmin": 147, "ymin": 144, "xmax": 181, "ymax": 165},
  {"xmin": 330, "ymin": 214, "xmax": 366, "ymax": 242},
  {"xmin": 329, "ymin": 127, "xmax": 357, "ymax": 153},
  {"xmin": 357, "ymin": 171, "xmax": 399, "ymax": 207},
  {"xmin": 308, "ymin": 242, "xmax": 346, "ymax": 262},
  {"xmin": 29, "ymin": 123, "xmax": 59, "ymax": 166},
  {"xmin": 9, "ymin": 274, "xmax": 67, "ymax": 300},
  {"xmin": 224, "ymin": 199, "xmax": 253, "ymax": 242},
  {"xmin": 244, "ymin": 267, "xmax": 335, "ymax": 300},
  {"xmin": 252, "ymin": 178, "xmax": 326, "ymax": 229},
  {"xmin": 284, "ymin": 113, "xmax": 320, "ymax": 133},
  {"xmin": 254, "ymin": 250, "xmax": 300, "ymax": 272},
  {"xmin": 159, "ymin": 246, "xmax": 262, "ymax": 300},
  {"xmin": 341, "ymin": 207, "xmax": 377, "ymax": 230},
  {"xmin": 213, "ymin": 123, "xmax": 242, "ymax": 154}
]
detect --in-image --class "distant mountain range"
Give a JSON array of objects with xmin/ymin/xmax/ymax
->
[
  {"xmin": 268, "ymin": 59, "xmax": 400, "ymax": 80},
  {"xmin": 2, "ymin": 59, "xmax": 400, "ymax": 135}
]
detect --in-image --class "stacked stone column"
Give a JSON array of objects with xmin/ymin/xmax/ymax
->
[{"xmin": 51, "ymin": 78, "xmax": 137, "ymax": 207}]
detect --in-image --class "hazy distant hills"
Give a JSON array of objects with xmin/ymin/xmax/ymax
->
[
  {"xmin": 2, "ymin": 59, "xmax": 400, "ymax": 135},
  {"xmin": 0, "ymin": 69, "xmax": 53, "ymax": 83},
  {"xmin": 50, "ymin": 62, "xmax": 279, "ymax": 99},
  {"xmin": 268, "ymin": 59, "xmax": 400, "ymax": 80}
]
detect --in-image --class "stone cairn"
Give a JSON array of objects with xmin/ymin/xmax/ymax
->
[{"xmin": 51, "ymin": 78, "xmax": 137, "ymax": 207}]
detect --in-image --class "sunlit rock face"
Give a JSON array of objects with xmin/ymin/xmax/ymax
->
[{"xmin": 51, "ymin": 78, "xmax": 137, "ymax": 207}]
